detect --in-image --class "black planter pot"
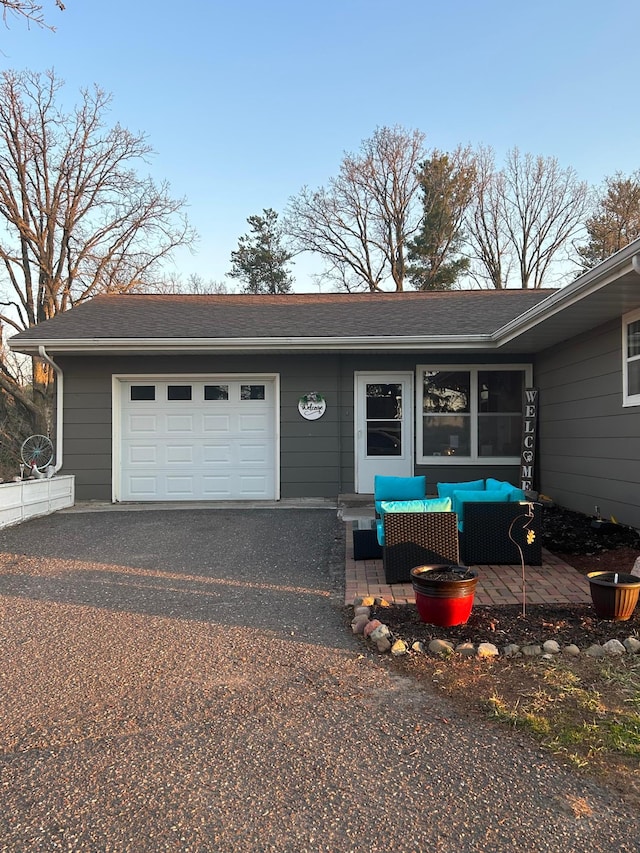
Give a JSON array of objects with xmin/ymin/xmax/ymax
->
[
  {"xmin": 410, "ymin": 564, "xmax": 479, "ymax": 627},
  {"xmin": 586, "ymin": 571, "xmax": 640, "ymax": 621}
]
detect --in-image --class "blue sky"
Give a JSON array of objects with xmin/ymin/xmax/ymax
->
[{"xmin": 2, "ymin": 0, "xmax": 639, "ymax": 291}]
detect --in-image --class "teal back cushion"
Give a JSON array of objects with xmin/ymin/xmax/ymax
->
[
  {"xmin": 437, "ymin": 479, "xmax": 484, "ymax": 500},
  {"xmin": 452, "ymin": 489, "xmax": 509, "ymax": 531},
  {"xmin": 374, "ymin": 475, "xmax": 426, "ymax": 514},
  {"xmin": 486, "ymin": 478, "xmax": 526, "ymax": 502},
  {"xmin": 376, "ymin": 497, "xmax": 452, "ymax": 545}
]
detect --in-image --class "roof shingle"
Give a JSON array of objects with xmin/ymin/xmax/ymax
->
[{"xmin": 10, "ymin": 290, "xmax": 556, "ymax": 343}]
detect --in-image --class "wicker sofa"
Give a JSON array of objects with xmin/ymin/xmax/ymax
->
[
  {"xmin": 458, "ymin": 501, "xmax": 542, "ymax": 566},
  {"xmin": 382, "ymin": 510, "xmax": 460, "ymax": 584},
  {"xmin": 437, "ymin": 478, "xmax": 542, "ymax": 566}
]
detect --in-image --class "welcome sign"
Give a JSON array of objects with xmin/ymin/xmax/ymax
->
[
  {"xmin": 298, "ymin": 392, "xmax": 326, "ymax": 420},
  {"xmin": 520, "ymin": 388, "xmax": 538, "ymax": 492}
]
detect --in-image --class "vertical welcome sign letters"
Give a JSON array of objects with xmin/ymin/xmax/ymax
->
[{"xmin": 520, "ymin": 388, "xmax": 538, "ymax": 492}]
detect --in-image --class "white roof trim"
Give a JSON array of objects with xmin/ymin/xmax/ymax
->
[{"xmin": 11, "ymin": 334, "xmax": 496, "ymax": 354}]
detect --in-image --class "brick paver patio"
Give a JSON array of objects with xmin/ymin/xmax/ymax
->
[{"xmin": 344, "ymin": 521, "xmax": 591, "ymax": 607}]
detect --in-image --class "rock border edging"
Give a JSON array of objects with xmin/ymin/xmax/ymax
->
[{"xmin": 351, "ymin": 597, "xmax": 640, "ymax": 660}]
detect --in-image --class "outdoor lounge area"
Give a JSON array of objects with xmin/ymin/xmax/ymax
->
[
  {"xmin": 344, "ymin": 525, "xmax": 591, "ymax": 607},
  {"xmin": 340, "ymin": 478, "xmax": 592, "ymax": 608}
]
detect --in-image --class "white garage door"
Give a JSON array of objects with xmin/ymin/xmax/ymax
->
[{"xmin": 118, "ymin": 377, "xmax": 277, "ymax": 501}]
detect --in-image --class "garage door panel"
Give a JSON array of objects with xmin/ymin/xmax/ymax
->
[
  {"xmin": 128, "ymin": 415, "xmax": 157, "ymax": 433},
  {"xmin": 166, "ymin": 414, "xmax": 194, "ymax": 432},
  {"xmin": 201, "ymin": 475, "xmax": 233, "ymax": 498},
  {"xmin": 203, "ymin": 443, "xmax": 233, "ymax": 463},
  {"xmin": 238, "ymin": 413, "xmax": 271, "ymax": 432},
  {"xmin": 128, "ymin": 476, "xmax": 159, "ymax": 497},
  {"xmin": 165, "ymin": 476, "xmax": 195, "ymax": 496},
  {"xmin": 238, "ymin": 474, "xmax": 269, "ymax": 495},
  {"xmin": 166, "ymin": 445, "xmax": 194, "ymax": 464},
  {"xmin": 129, "ymin": 445, "xmax": 157, "ymax": 464},
  {"xmin": 120, "ymin": 378, "xmax": 276, "ymax": 501},
  {"xmin": 203, "ymin": 414, "xmax": 232, "ymax": 432},
  {"xmin": 238, "ymin": 442, "xmax": 268, "ymax": 464}
]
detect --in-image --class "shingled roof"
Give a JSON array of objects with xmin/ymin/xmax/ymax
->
[{"xmin": 10, "ymin": 289, "xmax": 556, "ymax": 354}]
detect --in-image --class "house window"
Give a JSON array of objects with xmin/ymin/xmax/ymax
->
[
  {"xmin": 623, "ymin": 308, "xmax": 640, "ymax": 406},
  {"xmin": 416, "ymin": 365, "xmax": 531, "ymax": 464}
]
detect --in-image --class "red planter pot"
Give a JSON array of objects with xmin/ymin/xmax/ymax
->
[
  {"xmin": 410, "ymin": 565, "xmax": 479, "ymax": 627},
  {"xmin": 587, "ymin": 571, "xmax": 640, "ymax": 621}
]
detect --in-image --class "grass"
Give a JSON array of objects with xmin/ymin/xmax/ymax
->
[{"xmin": 399, "ymin": 651, "xmax": 640, "ymax": 805}]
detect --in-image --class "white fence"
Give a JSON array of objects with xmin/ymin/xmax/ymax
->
[{"xmin": 0, "ymin": 475, "xmax": 75, "ymax": 529}]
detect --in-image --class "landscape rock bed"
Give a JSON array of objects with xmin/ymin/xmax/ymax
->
[
  {"xmin": 351, "ymin": 598, "xmax": 640, "ymax": 659},
  {"xmin": 349, "ymin": 504, "xmax": 640, "ymax": 658}
]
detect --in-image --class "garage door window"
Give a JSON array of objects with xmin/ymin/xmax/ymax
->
[
  {"xmin": 131, "ymin": 385, "xmax": 155, "ymax": 401},
  {"xmin": 204, "ymin": 384, "xmax": 229, "ymax": 400},
  {"xmin": 168, "ymin": 385, "xmax": 192, "ymax": 401},
  {"xmin": 241, "ymin": 384, "xmax": 265, "ymax": 400}
]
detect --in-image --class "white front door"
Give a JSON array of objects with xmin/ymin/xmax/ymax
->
[{"xmin": 355, "ymin": 372, "xmax": 413, "ymax": 494}]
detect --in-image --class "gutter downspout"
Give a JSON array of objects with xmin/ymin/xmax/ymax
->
[
  {"xmin": 632, "ymin": 254, "xmax": 640, "ymax": 275},
  {"xmin": 38, "ymin": 346, "xmax": 63, "ymax": 473}
]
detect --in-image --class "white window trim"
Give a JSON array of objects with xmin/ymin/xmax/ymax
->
[
  {"xmin": 416, "ymin": 363, "xmax": 533, "ymax": 465},
  {"xmin": 622, "ymin": 308, "xmax": 640, "ymax": 407}
]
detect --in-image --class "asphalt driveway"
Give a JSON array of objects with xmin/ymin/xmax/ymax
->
[{"xmin": 0, "ymin": 507, "xmax": 638, "ymax": 852}]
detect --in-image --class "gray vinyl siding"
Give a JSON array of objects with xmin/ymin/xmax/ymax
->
[
  {"xmin": 535, "ymin": 318, "xmax": 640, "ymax": 529},
  {"xmin": 58, "ymin": 351, "xmax": 533, "ymax": 503}
]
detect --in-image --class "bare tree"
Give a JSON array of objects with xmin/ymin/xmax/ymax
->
[
  {"xmin": 151, "ymin": 273, "xmax": 231, "ymax": 295},
  {"xmin": 0, "ymin": 68, "xmax": 196, "ymax": 427},
  {"xmin": 466, "ymin": 147, "xmax": 511, "ymax": 289},
  {"xmin": 467, "ymin": 147, "xmax": 589, "ymax": 288},
  {"xmin": 285, "ymin": 126, "xmax": 426, "ymax": 292},
  {"xmin": 1, "ymin": 0, "xmax": 64, "ymax": 30}
]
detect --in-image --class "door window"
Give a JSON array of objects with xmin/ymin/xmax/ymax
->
[{"xmin": 365, "ymin": 383, "xmax": 402, "ymax": 457}]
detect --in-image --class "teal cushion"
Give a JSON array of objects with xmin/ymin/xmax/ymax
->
[
  {"xmin": 485, "ymin": 478, "xmax": 526, "ymax": 501},
  {"xmin": 380, "ymin": 497, "xmax": 452, "ymax": 515},
  {"xmin": 437, "ymin": 479, "xmax": 484, "ymax": 500},
  {"xmin": 376, "ymin": 497, "xmax": 452, "ymax": 544},
  {"xmin": 485, "ymin": 477, "xmax": 508, "ymax": 491},
  {"xmin": 374, "ymin": 475, "xmax": 426, "ymax": 515},
  {"xmin": 452, "ymin": 489, "xmax": 509, "ymax": 531},
  {"xmin": 507, "ymin": 486, "xmax": 527, "ymax": 502}
]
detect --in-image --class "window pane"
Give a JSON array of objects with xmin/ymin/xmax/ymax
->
[
  {"xmin": 367, "ymin": 421, "xmax": 401, "ymax": 456},
  {"xmin": 168, "ymin": 385, "xmax": 192, "ymax": 401},
  {"xmin": 422, "ymin": 415, "xmax": 470, "ymax": 457},
  {"xmin": 241, "ymin": 384, "xmax": 265, "ymax": 400},
  {"xmin": 478, "ymin": 371, "xmax": 524, "ymax": 413},
  {"xmin": 131, "ymin": 385, "xmax": 155, "ymax": 401},
  {"xmin": 366, "ymin": 383, "xmax": 402, "ymax": 419},
  {"xmin": 204, "ymin": 384, "xmax": 229, "ymax": 400},
  {"xmin": 478, "ymin": 414, "xmax": 522, "ymax": 457},
  {"xmin": 628, "ymin": 320, "xmax": 640, "ymax": 358},
  {"xmin": 422, "ymin": 371, "xmax": 470, "ymax": 414},
  {"xmin": 629, "ymin": 359, "xmax": 640, "ymax": 396}
]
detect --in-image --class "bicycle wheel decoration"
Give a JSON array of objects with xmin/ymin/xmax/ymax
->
[{"xmin": 21, "ymin": 435, "xmax": 54, "ymax": 469}]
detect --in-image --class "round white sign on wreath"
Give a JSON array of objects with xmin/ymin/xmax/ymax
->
[{"xmin": 298, "ymin": 392, "xmax": 326, "ymax": 420}]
